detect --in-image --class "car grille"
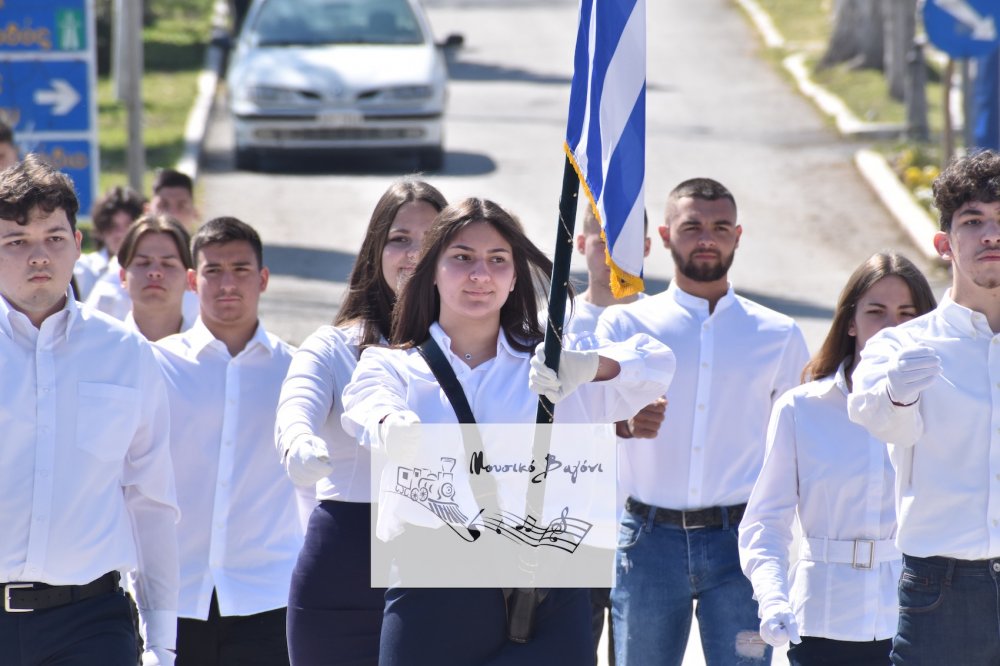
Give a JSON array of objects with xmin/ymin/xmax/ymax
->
[{"xmin": 253, "ymin": 127, "xmax": 426, "ymax": 141}]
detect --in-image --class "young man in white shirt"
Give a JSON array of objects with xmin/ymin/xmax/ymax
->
[
  {"xmin": 153, "ymin": 217, "xmax": 302, "ymax": 665},
  {"xmin": 849, "ymin": 150, "xmax": 1000, "ymax": 665},
  {"xmin": 597, "ymin": 178, "xmax": 809, "ymax": 666},
  {"xmin": 0, "ymin": 155, "xmax": 179, "ymax": 665}
]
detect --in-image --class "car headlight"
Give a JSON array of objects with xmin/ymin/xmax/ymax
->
[{"xmin": 240, "ymin": 85, "xmax": 302, "ymax": 105}]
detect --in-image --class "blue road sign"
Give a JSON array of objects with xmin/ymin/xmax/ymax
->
[
  {"xmin": 925, "ymin": 0, "xmax": 1000, "ymax": 58},
  {"xmin": 0, "ymin": 0, "xmax": 97, "ymax": 218},
  {"xmin": 0, "ymin": 60, "xmax": 89, "ymax": 133},
  {"xmin": 19, "ymin": 138, "xmax": 95, "ymax": 215},
  {"xmin": 0, "ymin": 0, "xmax": 88, "ymax": 54}
]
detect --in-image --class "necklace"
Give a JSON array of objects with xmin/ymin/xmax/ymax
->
[{"xmin": 464, "ymin": 353, "xmax": 473, "ymax": 360}]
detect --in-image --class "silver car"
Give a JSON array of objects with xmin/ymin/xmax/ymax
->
[{"xmin": 227, "ymin": 0, "xmax": 457, "ymax": 170}]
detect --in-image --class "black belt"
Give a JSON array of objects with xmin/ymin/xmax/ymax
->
[
  {"xmin": 625, "ymin": 497, "xmax": 747, "ymax": 529},
  {"xmin": 3, "ymin": 571, "xmax": 120, "ymax": 613}
]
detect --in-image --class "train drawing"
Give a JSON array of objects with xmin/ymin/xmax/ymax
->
[{"xmin": 395, "ymin": 457, "xmax": 468, "ymax": 525}]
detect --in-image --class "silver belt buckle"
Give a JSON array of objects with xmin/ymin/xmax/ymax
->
[
  {"xmin": 4, "ymin": 583, "xmax": 33, "ymax": 613},
  {"xmin": 852, "ymin": 539, "xmax": 875, "ymax": 570},
  {"xmin": 681, "ymin": 510, "xmax": 707, "ymax": 529}
]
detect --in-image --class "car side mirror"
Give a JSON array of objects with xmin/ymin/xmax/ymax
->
[{"xmin": 438, "ymin": 33, "xmax": 464, "ymax": 49}]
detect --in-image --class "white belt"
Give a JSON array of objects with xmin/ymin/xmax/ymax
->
[{"xmin": 800, "ymin": 536, "xmax": 900, "ymax": 570}]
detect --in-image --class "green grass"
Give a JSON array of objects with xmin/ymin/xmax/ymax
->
[
  {"xmin": 753, "ymin": 0, "xmax": 831, "ymax": 48},
  {"xmin": 96, "ymin": 0, "xmax": 214, "ymax": 196}
]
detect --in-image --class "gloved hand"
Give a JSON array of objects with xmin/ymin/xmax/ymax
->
[
  {"xmin": 759, "ymin": 608, "xmax": 801, "ymax": 647},
  {"xmin": 378, "ymin": 411, "xmax": 422, "ymax": 466},
  {"xmin": 760, "ymin": 606, "xmax": 802, "ymax": 647},
  {"xmin": 885, "ymin": 344, "xmax": 941, "ymax": 406},
  {"xmin": 283, "ymin": 434, "xmax": 333, "ymax": 487},
  {"xmin": 141, "ymin": 647, "xmax": 176, "ymax": 666},
  {"xmin": 529, "ymin": 344, "xmax": 600, "ymax": 403}
]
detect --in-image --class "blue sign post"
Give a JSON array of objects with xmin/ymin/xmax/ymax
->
[
  {"xmin": 0, "ymin": 0, "xmax": 98, "ymax": 215},
  {"xmin": 924, "ymin": 0, "xmax": 1000, "ymax": 58}
]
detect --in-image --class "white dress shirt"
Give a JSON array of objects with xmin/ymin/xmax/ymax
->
[
  {"xmin": 123, "ymin": 308, "xmax": 198, "ymax": 337},
  {"xmin": 73, "ymin": 247, "xmax": 110, "ymax": 300},
  {"xmin": 154, "ymin": 319, "xmax": 304, "ymax": 619},
  {"xmin": 276, "ymin": 324, "xmax": 372, "ymax": 503},
  {"xmin": 0, "ymin": 295, "xmax": 179, "ymax": 649},
  {"xmin": 86, "ymin": 266, "xmax": 200, "ymax": 324},
  {"xmin": 596, "ymin": 282, "xmax": 810, "ymax": 510},
  {"xmin": 562, "ymin": 293, "xmax": 647, "ymax": 351},
  {"xmin": 849, "ymin": 292, "xmax": 1000, "ymax": 560},
  {"xmin": 740, "ymin": 363, "xmax": 899, "ymax": 641},
  {"xmin": 341, "ymin": 324, "xmax": 675, "ymax": 541}
]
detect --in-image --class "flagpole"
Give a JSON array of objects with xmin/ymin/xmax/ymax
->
[
  {"xmin": 519, "ymin": 154, "xmax": 579, "ymax": 571},
  {"xmin": 536, "ymin": 154, "xmax": 580, "ymax": 425}
]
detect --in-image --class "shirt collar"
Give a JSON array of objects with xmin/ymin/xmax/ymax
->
[
  {"xmin": 803, "ymin": 360, "xmax": 849, "ymax": 398},
  {"xmin": 937, "ymin": 289, "xmax": 995, "ymax": 338},
  {"xmin": 0, "ymin": 290, "xmax": 77, "ymax": 342},
  {"xmin": 187, "ymin": 317, "xmax": 276, "ymax": 358},
  {"xmin": 428, "ymin": 322, "xmax": 531, "ymax": 362},
  {"xmin": 665, "ymin": 280, "xmax": 736, "ymax": 315}
]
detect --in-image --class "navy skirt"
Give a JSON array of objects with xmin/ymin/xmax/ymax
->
[
  {"xmin": 287, "ymin": 500, "xmax": 385, "ymax": 666},
  {"xmin": 379, "ymin": 587, "xmax": 593, "ymax": 666}
]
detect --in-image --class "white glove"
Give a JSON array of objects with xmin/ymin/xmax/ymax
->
[
  {"xmin": 142, "ymin": 647, "xmax": 176, "ymax": 666},
  {"xmin": 529, "ymin": 344, "xmax": 600, "ymax": 403},
  {"xmin": 886, "ymin": 344, "xmax": 941, "ymax": 405},
  {"xmin": 379, "ymin": 411, "xmax": 422, "ymax": 466},
  {"xmin": 283, "ymin": 434, "xmax": 333, "ymax": 487},
  {"xmin": 759, "ymin": 608, "xmax": 801, "ymax": 647}
]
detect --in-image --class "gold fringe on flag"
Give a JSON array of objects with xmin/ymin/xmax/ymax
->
[{"xmin": 563, "ymin": 143, "xmax": 644, "ymax": 298}]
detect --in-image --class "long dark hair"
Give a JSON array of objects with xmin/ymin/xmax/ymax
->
[
  {"xmin": 334, "ymin": 179, "xmax": 447, "ymax": 349},
  {"xmin": 803, "ymin": 251, "xmax": 936, "ymax": 382},
  {"xmin": 391, "ymin": 198, "xmax": 554, "ymax": 352}
]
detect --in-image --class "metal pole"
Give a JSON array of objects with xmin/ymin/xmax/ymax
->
[
  {"xmin": 124, "ymin": 0, "xmax": 145, "ymax": 192},
  {"xmin": 943, "ymin": 58, "xmax": 954, "ymax": 163}
]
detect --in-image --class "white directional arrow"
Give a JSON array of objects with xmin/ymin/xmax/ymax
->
[
  {"xmin": 935, "ymin": 0, "xmax": 997, "ymax": 41},
  {"xmin": 33, "ymin": 79, "xmax": 81, "ymax": 116}
]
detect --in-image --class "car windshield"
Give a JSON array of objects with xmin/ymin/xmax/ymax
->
[{"xmin": 252, "ymin": 0, "xmax": 425, "ymax": 46}]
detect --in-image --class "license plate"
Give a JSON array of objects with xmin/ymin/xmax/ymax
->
[{"xmin": 317, "ymin": 111, "xmax": 363, "ymax": 126}]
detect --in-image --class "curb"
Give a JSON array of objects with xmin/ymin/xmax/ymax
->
[
  {"xmin": 175, "ymin": 0, "xmax": 229, "ymax": 180},
  {"xmin": 733, "ymin": 0, "xmax": 942, "ymax": 264},
  {"xmin": 855, "ymin": 149, "xmax": 944, "ymax": 264}
]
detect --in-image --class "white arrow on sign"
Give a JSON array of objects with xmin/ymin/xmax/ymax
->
[
  {"xmin": 934, "ymin": 0, "xmax": 997, "ymax": 41},
  {"xmin": 33, "ymin": 79, "xmax": 81, "ymax": 116}
]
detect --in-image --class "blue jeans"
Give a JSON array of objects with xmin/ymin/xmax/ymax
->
[
  {"xmin": 610, "ymin": 506, "xmax": 770, "ymax": 666},
  {"xmin": 891, "ymin": 554, "xmax": 1000, "ymax": 665}
]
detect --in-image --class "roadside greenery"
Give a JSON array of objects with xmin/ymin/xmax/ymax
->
[
  {"xmin": 95, "ymin": 0, "xmax": 213, "ymax": 197},
  {"xmin": 747, "ymin": 0, "xmax": 952, "ymax": 217}
]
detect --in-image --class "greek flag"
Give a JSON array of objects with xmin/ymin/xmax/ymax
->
[{"xmin": 565, "ymin": 0, "xmax": 646, "ymax": 296}]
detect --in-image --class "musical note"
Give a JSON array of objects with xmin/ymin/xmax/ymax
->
[{"xmin": 548, "ymin": 507, "xmax": 569, "ymax": 542}]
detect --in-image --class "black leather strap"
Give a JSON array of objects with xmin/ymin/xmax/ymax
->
[
  {"xmin": 625, "ymin": 497, "xmax": 747, "ymax": 529},
  {"xmin": 417, "ymin": 338, "xmax": 476, "ymax": 424},
  {"xmin": 4, "ymin": 571, "xmax": 120, "ymax": 612}
]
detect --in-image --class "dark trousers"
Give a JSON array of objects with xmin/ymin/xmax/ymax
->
[
  {"xmin": 788, "ymin": 636, "xmax": 892, "ymax": 666},
  {"xmin": 891, "ymin": 554, "xmax": 1000, "ymax": 665},
  {"xmin": 287, "ymin": 500, "xmax": 384, "ymax": 666},
  {"xmin": 379, "ymin": 587, "xmax": 592, "ymax": 666},
  {"xmin": 590, "ymin": 587, "xmax": 614, "ymax": 666},
  {"xmin": 0, "ymin": 589, "xmax": 137, "ymax": 665},
  {"xmin": 177, "ymin": 590, "xmax": 289, "ymax": 666}
]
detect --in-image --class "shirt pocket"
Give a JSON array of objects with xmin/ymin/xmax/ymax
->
[{"xmin": 76, "ymin": 382, "xmax": 141, "ymax": 462}]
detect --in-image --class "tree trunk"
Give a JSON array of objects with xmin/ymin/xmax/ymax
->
[
  {"xmin": 884, "ymin": 0, "xmax": 917, "ymax": 101},
  {"xmin": 819, "ymin": 0, "xmax": 885, "ymax": 70}
]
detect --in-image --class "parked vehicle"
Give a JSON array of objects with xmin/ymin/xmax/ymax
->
[{"xmin": 226, "ymin": 0, "xmax": 460, "ymax": 170}]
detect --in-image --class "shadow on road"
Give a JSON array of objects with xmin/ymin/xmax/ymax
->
[{"xmin": 201, "ymin": 145, "xmax": 497, "ymax": 177}]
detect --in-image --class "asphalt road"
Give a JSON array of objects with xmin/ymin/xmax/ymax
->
[{"xmin": 197, "ymin": 2, "xmax": 947, "ymax": 662}]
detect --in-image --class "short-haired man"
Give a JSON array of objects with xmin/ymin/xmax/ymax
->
[
  {"xmin": 0, "ymin": 121, "xmax": 19, "ymax": 171},
  {"xmin": 150, "ymin": 169, "xmax": 199, "ymax": 232},
  {"xmin": 597, "ymin": 178, "xmax": 809, "ymax": 665},
  {"xmin": 0, "ymin": 155, "xmax": 179, "ymax": 665},
  {"xmin": 567, "ymin": 204, "xmax": 654, "ymax": 666},
  {"xmin": 849, "ymin": 150, "xmax": 1000, "ymax": 664},
  {"xmin": 153, "ymin": 217, "xmax": 302, "ymax": 665},
  {"xmin": 75, "ymin": 184, "xmax": 146, "ymax": 300}
]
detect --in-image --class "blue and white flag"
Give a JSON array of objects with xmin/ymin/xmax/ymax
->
[{"xmin": 565, "ymin": 0, "xmax": 646, "ymax": 296}]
